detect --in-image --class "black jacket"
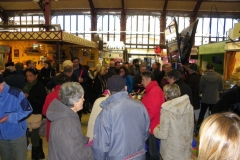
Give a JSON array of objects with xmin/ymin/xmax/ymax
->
[
  {"xmin": 174, "ymin": 79, "xmax": 193, "ymax": 106},
  {"xmin": 185, "ymin": 73, "xmax": 201, "ymax": 110},
  {"xmin": 27, "ymin": 80, "xmax": 47, "ymax": 114},
  {"xmin": 212, "ymin": 87, "xmax": 240, "ymax": 114},
  {"xmin": 5, "ymin": 70, "xmax": 26, "ymax": 90}
]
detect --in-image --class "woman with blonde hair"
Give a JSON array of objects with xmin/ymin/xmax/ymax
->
[
  {"xmin": 198, "ymin": 112, "xmax": 240, "ymax": 160},
  {"xmin": 93, "ymin": 65, "xmax": 108, "ymax": 100},
  {"xmin": 154, "ymin": 84, "xmax": 194, "ymax": 160}
]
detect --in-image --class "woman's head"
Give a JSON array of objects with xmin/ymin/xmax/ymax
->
[
  {"xmin": 25, "ymin": 68, "xmax": 38, "ymax": 83},
  {"xmin": 97, "ymin": 65, "xmax": 107, "ymax": 76},
  {"xmin": 44, "ymin": 60, "xmax": 52, "ymax": 69},
  {"xmin": 58, "ymin": 82, "xmax": 85, "ymax": 112},
  {"xmin": 198, "ymin": 112, "xmax": 240, "ymax": 160},
  {"xmin": 163, "ymin": 84, "xmax": 181, "ymax": 100},
  {"xmin": 166, "ymin": 69, "xmax": 182, "ymax": 84},
  {"xmin": 119, "ymin": 66, "xmax": 129, "ymax": 77}
]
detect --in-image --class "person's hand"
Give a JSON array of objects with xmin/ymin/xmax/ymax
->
[
  {"xmin": 78, "ymin": 77, "xmax": 83, "ymax": 83},
  {"xmin": 0, "ymin": 115, "xmax": 8, "ymax": 124},
  {"xmin": 137, "ymin": 84, "xmax": 143, "ymax": 87},
  {"xmin": 88, "ymin": 138, "xmax": 93, "ymax": 143},
  {"xmin": 24, "ymin": 93, "xmax": 29, "ymax": 97}
]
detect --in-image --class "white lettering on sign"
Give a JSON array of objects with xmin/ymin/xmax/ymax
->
[{"xmin": 106, "ymin": 41, "xmax": 125, "ymax": 50}]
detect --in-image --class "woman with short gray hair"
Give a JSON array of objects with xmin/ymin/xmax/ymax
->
[
  {"xmin": 58, "ymin": 82, "xmax": 85, "ymax": 107},
  {"xmin": 47, "ymin": 82, "xmax": 94, "ymax": 160},
  {"xmin": 153, "ymin": 84, "xmax": 194, "ymax": 160}
]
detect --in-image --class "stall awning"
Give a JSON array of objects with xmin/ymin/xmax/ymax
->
[{"xmin": 0, "ymin": 31, "xmax": 97, "ymax": 48}]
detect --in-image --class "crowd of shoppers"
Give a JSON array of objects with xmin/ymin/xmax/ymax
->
[{"xmin": 2, "ymin": 57, "xmax": 240, "ymax": 160}]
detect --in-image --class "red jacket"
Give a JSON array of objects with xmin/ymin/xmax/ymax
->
[
  {"xmin": 42, "ymin": 85, "xmax": 61, "ymax": 142},
  {"xmin": 141, "ymin": 81, "xmax": 165, "ymax": 134}
]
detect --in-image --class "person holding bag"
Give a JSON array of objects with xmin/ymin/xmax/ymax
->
[{"xmin": 23, "ymin": 68, "xmax": 46, "ymax": 160}]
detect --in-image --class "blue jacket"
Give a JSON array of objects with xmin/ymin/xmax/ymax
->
[
  {"xmin": 123, "ymin": 75, "xmax": 134, "ymax": 93},
  {"xmin": 93, "ymin": 91, "xmax": 150, "ymax": 160},
  {"xmin": 0, "ymin": 83, "xmax": 32, "ymax": 140}
]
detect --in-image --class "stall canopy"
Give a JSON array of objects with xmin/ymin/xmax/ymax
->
[{"xmin": 0, "ymin": 31, "xmax": 97, "ymax": 48}]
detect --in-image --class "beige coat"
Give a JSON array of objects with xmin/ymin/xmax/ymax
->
[
  {"xmin": 86, "ymin": 96, "xmax": 107, "ymax": 138},
  {"xmin": 154, "ymin": 95, "xmax": 194, "ymax": 160}
]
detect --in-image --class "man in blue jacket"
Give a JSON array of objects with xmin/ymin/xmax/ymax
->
[
  {"xmin": 0, "ymin": 74, "xmax": 33, "ymax": 160},
  {"xmin": 93, "ymin": 75, "xmax": 150, "ymax": 160}
]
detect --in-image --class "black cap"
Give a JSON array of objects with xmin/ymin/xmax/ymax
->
[
  {"xmin": 5, "ymin": 62, "xmax": 14, "ymax": 67},
  {"xmin": 0, "ymin": 74, "xmax": 4, "ymax": 83},
  {"xmin": 107, "ymin": 75, "xmax": 125, "ymax": 92}
]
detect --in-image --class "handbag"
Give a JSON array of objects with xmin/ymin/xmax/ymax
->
[
  {"xmin": 27, "ymin": 114, "xmax": 42, "ymax": 131},
  {"xmin": 39, "ymin": 118, "xmax": 47, "ymax": 137}
]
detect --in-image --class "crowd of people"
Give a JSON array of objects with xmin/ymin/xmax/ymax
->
[{"xmin": 0, "ymin": 58, "xmax": 239, "ymax": 160}]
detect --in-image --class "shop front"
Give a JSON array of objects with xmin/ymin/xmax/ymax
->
[
  {"xmin": 0, "ymin": 31, "xmax": 98, "ymax": 72},
  {"xmin": 198, "ymin": 40, "xmax": 240, "ymax": 90}
]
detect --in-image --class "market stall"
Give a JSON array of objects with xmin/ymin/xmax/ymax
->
[{"xmin": 0, "ymin": 30, "xmax": 98, "ymax": 71}]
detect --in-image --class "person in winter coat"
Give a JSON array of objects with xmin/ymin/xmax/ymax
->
[
  {"xmin": 185, "ymin": 63, "xmax": 201, "ymax": 111},
  {"xmin": 119, "ymin": 66, "xmax": 134, "ymax": 93},
  {"xmin": 211, "ymin": 86, "xmax": 240, "ymax": 115},
  {"xmin": 141, "ymin": 71, "xmax": 165, "ymax": 160},
  {"xmin": 47, "ymin": 82, "xmax": 94, "ymax": 160},
  {"xmin": 23, "ymin": 68, "xmax": 46, "ymax": 160},
  {"xmin": 86, "ymin": 95, "xmax": 108, "ymax": 139},
  {"xmin": 93, "ymin": 75, "xmax": 150, "ymax": 160},
  {"xmin": 166, "ymin": 69, "xmax": 193, "ymax": 105},
  {"xmin": 93, "ymin": 65, "xmax": 108, "ymax": 100},
  {"xmin": 0, "ymin": 74, "xmax": 32, "ymax": 160},
  {"xmin": 42, "ymin": 73, "xmax": 71, "ymax": 142},
  {"xmin": 40, "ymin": 60, "xmax": 56, "ymax": 86},
  {"xmin": 153, "ymin": 84, "xmax": 194, "ymax": 160},
  {"xmin": 195, "ymin": 63, "xmax": 223, "ymax": 133}
]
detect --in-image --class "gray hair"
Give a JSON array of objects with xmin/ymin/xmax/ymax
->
[
  {"xmin": 163, "ymin": 84, "xmax": 181, "ymax": 100},
  {"xmin": 58, "ymin": 82, "xmax": 84, "ymax": 107}
]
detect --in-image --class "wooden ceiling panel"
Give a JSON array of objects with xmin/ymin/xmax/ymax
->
[
  {"xmin": 167, "ymin": 1, "xmax": 196, "ymax": 11},
  {"xmin": 51, "ymin": 1, "xmax": 90, "ymax": 10},
  {"xmin": 93, "ymin": 0, "xmax": 121, "ymax": 8},
  {"xmin": 125, "ymin": 0, "xmax": 164, "ymax": 10},
  {"xmin": 0, "ymin": 2, "xmax": 40, "ymax": 10},
  {"xmin": 200, "ymin": 2, "xmax": 240, "ymax": 12}
]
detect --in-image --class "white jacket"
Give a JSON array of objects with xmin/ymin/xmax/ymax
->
[{"xmin": 154, "ymin": 95, "xmax": 194, "ymax": 160}]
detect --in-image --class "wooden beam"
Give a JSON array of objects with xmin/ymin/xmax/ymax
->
[
  {"xmin": 160, "ymin": 0, "xmax": 168, "ymax": 44},
  {"xmin": 0, "ymin": 6, "xmax": 8, "ymax": 24},
  {"xmin": 120, "ymin": 0, "xmax": 126, "ymax": 43},
  {"xmin": 162, "ymin": 0, "xmax": 168, "ymax": 16},
  {"xmin": 191, "ymin": 0, "xmax": 203, "ymax": 23},
  {"xmin": 88, "ymin": 0, "xmax": 97, "ymax": 41}
]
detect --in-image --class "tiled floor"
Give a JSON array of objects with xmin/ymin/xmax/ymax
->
[{"xmin": 26, "ymin": 113, "xmax": 90, "ymax": 160}]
